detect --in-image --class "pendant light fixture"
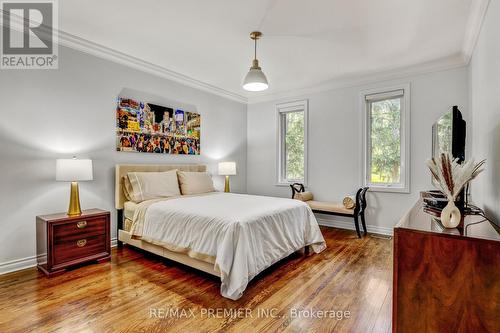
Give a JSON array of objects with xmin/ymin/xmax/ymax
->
[{"xmin": 243, "ymin": 31, "xmax": 269, "ymax": 92}]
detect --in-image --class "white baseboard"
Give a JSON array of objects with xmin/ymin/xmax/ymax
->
[
  {"xmin": 0, "ymin": 255, "xmax": 38, "ymax": 275},
  {"xmin": 0, "ymin": 237, "xmax": 119, "ymax": 276},
  {"xmin": 316, "ymin": 217, "xmax": 393, "ymax": 236}
]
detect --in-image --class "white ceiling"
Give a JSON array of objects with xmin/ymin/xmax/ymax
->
[{"xmin": 59, "ymin": 0, "xmax": 481, "ymax": 101}]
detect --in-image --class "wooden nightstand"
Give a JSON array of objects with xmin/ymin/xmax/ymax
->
[{"xmin": 36, "ymin": 209, "xmax": 111, "ymax": 276}]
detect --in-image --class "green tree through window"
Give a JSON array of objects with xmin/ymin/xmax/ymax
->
[
  {"xmin": 369, "ymin": 98, "xmax": 401, "ymax": 184},
  {"xmin": 285, "ymin": 111, "xmax": 304, "ymax": 180}
]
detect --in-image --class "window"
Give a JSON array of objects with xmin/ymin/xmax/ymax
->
[
  {"xmin": 362, "ymin": 85, "xmax": 410, "ymax": 193},
  {"xmin": 277, "ymin": 100, "xmax": 308, "ymax": 185}
]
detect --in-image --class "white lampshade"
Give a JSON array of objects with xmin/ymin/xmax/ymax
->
[
  {"xmin": 56, "ymin": 158, "xmax": 93, "ymax": 181},
  {"xmin": 218, "ymin": 162, "xmax": 237, "ymax": 176},
  {"xmin": 243, "ymin": 67, "xmax": 269, "ymax": 92}
]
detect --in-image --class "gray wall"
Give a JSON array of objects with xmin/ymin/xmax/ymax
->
[
  {"xmin": 0, "ymin": 46, "xmax": 247, "ymax": 270},
  {"xmin": 470, "ymin": 0, "xmax": 500, "ymax": 225},
  {"xmin": 247, "ymin": 67, "xmax": 469, "ymax": 232}
]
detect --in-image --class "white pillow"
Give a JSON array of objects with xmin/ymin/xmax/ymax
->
[
  {"xmin": 126, "ymin": 170, "xmax": 180, "ymax": 203},
  {"xmin": 177, "ymin": 171, "xmax": 215, "ymax": 195}
]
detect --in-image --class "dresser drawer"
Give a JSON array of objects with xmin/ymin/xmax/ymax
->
[
  {"xmin": 53, "ymin": 234, "xmax": 107, "ymax": 264},
  {"xmin": 53, "ymin": 217, "xmax": 106, "ymax": 240}
]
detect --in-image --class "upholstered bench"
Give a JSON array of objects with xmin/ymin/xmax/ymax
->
[{"xmin": 290, "ymin": 184, "xmax": 369, "ymax": 238}]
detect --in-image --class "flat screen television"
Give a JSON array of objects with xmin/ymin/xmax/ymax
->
[{"xmin": 431, "ymin": 105, "xmax": 467, "ymax": 208}]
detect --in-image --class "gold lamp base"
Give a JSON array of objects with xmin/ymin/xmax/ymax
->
[
  {"xmin": 224, "ymin": 175, "xmax": 230, "ymax": 193},
  {"xmin": 67, "ymin": 181, "xmax": 82, "ymax": 216}
]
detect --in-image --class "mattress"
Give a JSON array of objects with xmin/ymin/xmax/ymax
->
[{"xmin": 128, "ymin": 192, "xmax": 326, "ymax": 300}]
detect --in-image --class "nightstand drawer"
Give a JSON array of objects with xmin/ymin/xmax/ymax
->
[
  {"xmin": 53, "ymin": 234, "xmax": 106, "ymax": 264},
  {"xmin": 53, "ymin": 217, "xmax": 106, "ymax": 240}
]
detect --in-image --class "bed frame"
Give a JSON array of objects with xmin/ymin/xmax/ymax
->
[
  {"xmin": 115, "ymin": 164, "xmax": 220, "ymax": 276},
  {"xmin": 115, "ymin": 164, "xmax": 310, "ymax": 278}
]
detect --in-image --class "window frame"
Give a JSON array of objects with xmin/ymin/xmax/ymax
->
[
  {"xmin": 360, "ymin": 84, "xmax": 410, "ymax": 193},
  {"xmin": 276, "ymin": 99, "xmax": 309, "ymax": 186}
]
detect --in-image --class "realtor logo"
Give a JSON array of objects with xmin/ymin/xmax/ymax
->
[{"xmin": 1, "ymin": 0, "xmax": 58, "ymax": 69}]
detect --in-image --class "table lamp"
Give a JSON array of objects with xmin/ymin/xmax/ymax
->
[
  {"xmin": 56, "ymin": 157, "xmax": 93, "ymax": 216},
  {"xmin": 218, "ymin": 162, "xmax": 236, "ymax": 193}
]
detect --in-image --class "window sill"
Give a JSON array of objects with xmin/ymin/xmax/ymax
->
[
  {"xmin": 367, "ymin": 185, "xmax": 410, "ymax": 194},
  {"xmin": 275, "ymin": 182, "xmax": 307, "ymax": 187}
]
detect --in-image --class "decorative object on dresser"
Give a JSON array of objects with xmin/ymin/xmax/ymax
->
[
  {"xmin": 56, "ymin": 157, "xmax": 93, "ymax": 216},
  {"xmin": 426, "ymin": 153, "xmax": 485, "ymax": 228},
  {"xmin": 36, "ymin": 209, "xmax": 111, "ymax": 276},
  {"xmin": 393, "ymin": 200, "xmax": 499, "ymax": 332},
  {"xmin": 290, "ymin": 184, "xmax": 369, "ymax": 238},
  {"xmin": 218, "ymin": 161, "xmax": 237, "ymax": 193}
]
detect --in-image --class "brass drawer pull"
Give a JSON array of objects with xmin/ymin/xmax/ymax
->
[
  {"xmin": 77, "ymin": 239, "xmax": 87, "ymax": 247},
  {"xmin": 76, "ymin": 221, "xmax": 87, "ymax": 229}
]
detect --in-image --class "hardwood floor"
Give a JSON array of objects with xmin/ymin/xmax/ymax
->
[{"xmin": 0, "ymin": 227, "xmax": 392, "ymax": 333}]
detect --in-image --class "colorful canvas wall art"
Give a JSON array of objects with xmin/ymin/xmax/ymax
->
[{"xmin": 116, "ymin": 97, "xmax": 201, "ymax": 155}]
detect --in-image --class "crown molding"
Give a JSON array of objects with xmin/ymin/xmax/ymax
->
[
  {"xmin": 462, "ymin": 0, "xmax": 490, "ymax": 65},
  {"xmin": 0, "ymin": 9, "xmax": 247, "ymax": 104},
  {"xmin": 247, "ymin": 54, "xmax": 467, "ymax": 104},
  {"xmin": 245, "ymin": 0, "xmax": 492, "ymax": 105},
  {"xmin": 57, "ymin": 31, "xmax": 248, "ymax": 104},
  {"xmin": 3, "ymin": 2, "xmax": 489, "ymax": 106}
]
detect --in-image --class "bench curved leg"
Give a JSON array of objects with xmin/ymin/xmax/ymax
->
[
  {"xmin": 361, "ymin": 212, "xmax": 367, "ymax": 235},
  {"xmin": 354, "ymin": 215, "xmax": 361, "ymax": 238}
]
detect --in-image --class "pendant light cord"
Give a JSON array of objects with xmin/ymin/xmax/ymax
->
[{"xmin": 254, "ymin": 37, "xmax": 257, "ymax": 61}]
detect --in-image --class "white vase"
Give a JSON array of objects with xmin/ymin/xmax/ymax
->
[{"xmin": 440, "ymin": 200, "xmax": 461, "ymax": 228}]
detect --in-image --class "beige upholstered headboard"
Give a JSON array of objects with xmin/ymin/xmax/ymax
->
[{"xmin": 115, "ymin": 164, "xmax": 207, "ymax": 209}]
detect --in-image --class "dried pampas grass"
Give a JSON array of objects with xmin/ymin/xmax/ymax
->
[{"xmin": 427, "ymin": 153, "xmax": 485, "ymax": 201}]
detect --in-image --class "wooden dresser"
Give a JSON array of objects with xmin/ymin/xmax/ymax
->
[
  {"xmin": 393, "ymin": 200, "xmax": 500, "ymax": 332},
  {"xmin": 36, "ymin": 209, "xmax": 111, "ymax": 276}
]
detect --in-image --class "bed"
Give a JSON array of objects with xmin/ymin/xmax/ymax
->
[{"xmin": 115, "ymin": 164, "xmax": 326, "ymax": 300}]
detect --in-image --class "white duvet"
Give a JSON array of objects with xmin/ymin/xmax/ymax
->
[{"xmin": 132, "ymin": 192, "xmax": 326, "ymax": 300}]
